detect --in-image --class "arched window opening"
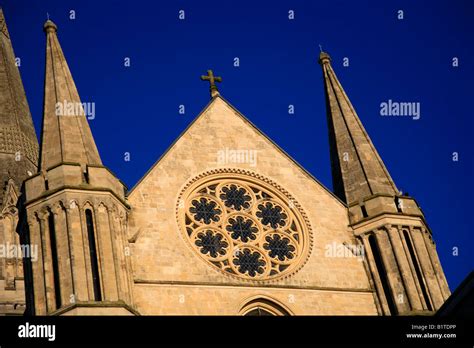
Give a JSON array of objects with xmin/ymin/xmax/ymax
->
[
  {"xmin": 403, "ymin": 230, "xmax": 432, "ymax": 311},
  {"xmin": 48, "ymin": 211, "xmax": 61, "ymax": 309},
  {"xmin": 85, "ymin": 209, "xmax": 102, "ymax": 301},
  {"xmin": 368, "ymin": 235, "xmax": 397, "ymax": 315},
  {"xmin": 240, "ymin": 298, "xmax": 291, "ymax": 316},
  {"xmin": 245, "ymin": 308, "xmax": 276, "ymax": 316}
]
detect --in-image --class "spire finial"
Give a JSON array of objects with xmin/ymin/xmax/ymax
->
[
  {"xmin": 318, "ymin": 49, "xmax": 331, "ymax": 65},
  {"xmin": 319, "ymin": 44, "xmax": 323, "ymax": 52},
  {"xmin": 43, "ymin": 15, "xmax": 57, "ymax": 34},
  {"xmin": 200, "ymin": 70, "xmax": 222, "ymax": 98}
]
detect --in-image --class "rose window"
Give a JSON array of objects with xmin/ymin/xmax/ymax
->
[{"xmin": 178, "ymin": 170, "xmax": 312, "ymax": 281}]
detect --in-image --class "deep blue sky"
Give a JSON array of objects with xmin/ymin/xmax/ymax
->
[{"xmin": 3, "ymin": 0, "xmax": 472, "ymax": 291}]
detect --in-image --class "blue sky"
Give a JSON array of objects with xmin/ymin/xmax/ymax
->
[{"xmin": 3, "ymin": 0, "xmax": 473, "ymax": 291}]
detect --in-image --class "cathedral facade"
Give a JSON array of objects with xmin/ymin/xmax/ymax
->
[{"xmin": 0, "ymin": 11, "xmax": 451, "ymax": 316}]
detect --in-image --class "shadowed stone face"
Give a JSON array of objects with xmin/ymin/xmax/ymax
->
[
  {"xmin": 0, "ymin": 9, "xmax": 38, "ymax": 209},
  {"xmin": 0, "ymin": 9, "xmax": 38, "ymax": 316}
]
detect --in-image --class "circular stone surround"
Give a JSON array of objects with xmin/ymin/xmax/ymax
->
[{"xmin": 176, "ymin": 169, "xmax": 313, "ymax": 281}]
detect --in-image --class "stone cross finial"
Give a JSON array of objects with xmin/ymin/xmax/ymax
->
[{"xmin": 200, "ymin": 70, "xmax": 222, "ymax": 97}]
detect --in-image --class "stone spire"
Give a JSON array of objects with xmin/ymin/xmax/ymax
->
[
  {"xmin": 40, "ymin": 19, "xmax": 101, "ymax": 171},
  {"xmin": 319, "ymin": 51, "xmax": 398, "ymax": 205},
  {"xmin": 0, "ymin": 8, "xmax": 38, "ymax": 208},
  {"xmin": 22, "ymin": 20, "xmax": 134, "ymax": 316}
]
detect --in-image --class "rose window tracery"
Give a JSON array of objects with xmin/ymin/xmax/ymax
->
[
  {"xmin": 256, "ymin": 201, "xmax": 288, "ymax": 229},
  {"xmin": 232, "ymin": 248, "xmax": 266, "ymax": 277},
  {"xmin": 226, "ymin": 215, "xmax": 259, "ymax": 243},
  {"xmin": 195, "ymin": 229, "xmax": 228, "ymax": 258},
  {"xmin": 219, "ymin": 184, "xmax": 252, "ymax": 211},
  {"xmin": 178, "ymin": 170, "xmax": 312, "ymax": 281},
  {"xmin": 189, "ymin": 197, "xmax": 222, "ymax": 224}
]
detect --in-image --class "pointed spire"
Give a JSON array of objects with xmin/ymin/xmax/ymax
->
[
  {"xmin": 0, "ymin": 8, "xmax": 38, "ymax": 208},
  {"xmin": 40, "ymin": 19, "xmax": 102, "ymax": 170},
  {"xmin": 319, "ymin": 51, "xmax": 398, "ymax": 205}
]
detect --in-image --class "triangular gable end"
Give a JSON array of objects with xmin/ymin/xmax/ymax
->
[{"xmin": 128, "ymin": 95, "xmax": 346, "ymax": 207}]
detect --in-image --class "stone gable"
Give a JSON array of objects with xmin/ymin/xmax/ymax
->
[{"xmin": 127, "ymin": 96, "xmax": 377, "ymax": 315}]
